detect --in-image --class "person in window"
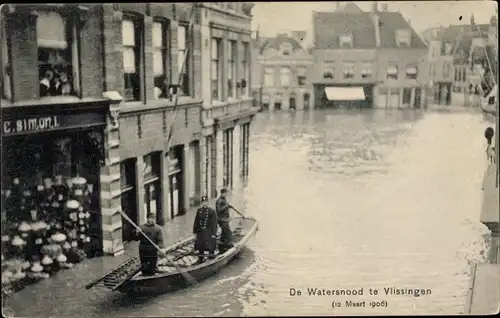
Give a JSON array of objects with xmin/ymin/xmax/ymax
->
[
  {"xmin": 40, "ymin": 69, "xmax": 55, "ymax": 97},
  {"xmin": 193, "ymin": 196, "xmax": 217, "ymax": 264},
  {"xmin": 54, "ymin": 67, "xmax": 73, "ymax": 96},
  {"xmin": 133, "ymin": 213, "xmax": 164, "ymax": 276}
]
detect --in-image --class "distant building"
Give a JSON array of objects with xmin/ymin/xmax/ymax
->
[
  {"xmin": 422, "ymin": 14, "xmax": 495, "ymax": 106},
  {"xmin": 254, "ymin": 32, "xmax": 314, "ymax": 111},
  {"xmin": 310, "ymin": 3, "xmax": 428, "ymax": 109}
]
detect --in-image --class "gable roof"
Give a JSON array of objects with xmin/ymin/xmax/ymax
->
[
  {"xmin": 313, "ymin": 11, "xmax": 376, "ymax": 49},
  {"xmin": 377, "ymin": 11, "xmax": 427, "ymax": 49},
  {"xmin": 260, "ymin": 34, "xmax": 304, "ymax": 54}
]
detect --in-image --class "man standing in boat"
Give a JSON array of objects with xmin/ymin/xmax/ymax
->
[
  {"xmin": 193, "ymin": 196, "xmax": 218, "ymax": 263},
  {"xmin": 216, "ymin": 188, "xmax": 234, "ymax": 253},
  {"xmin": 134, "ymin": 213, "xmax": 165, "ymax": 276}
]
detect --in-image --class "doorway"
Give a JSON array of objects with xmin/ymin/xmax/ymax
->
[
  {"xmin": 274, "ymin": 102, "xmax": 282, "ymax": 110},
  {"xmin": 304, "ymin": 93, "xmax": 310, "ymax": 109},
  {"xmin": 120, "ymin": 158, "xmax": 138, "ymax": 243}
]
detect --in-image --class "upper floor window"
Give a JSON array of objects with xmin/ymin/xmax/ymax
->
[
  {"xmin": 178, "ymin": 24, "xmax": 191, "ymax": 96},
  {"xmin": 442, "ymin": 42, "xmax": 453, "ymax": 56},
  {"xmin": 211, "ymin": 37, "xmax": 221, "ymax": 101},
  {"xmin": 323, "ymin": 68, "xmax": 334, "ymax": 79},
  {"xmin": 339, "ymin": 35, "xmax": 353, "ymax": 48},
  {"xmin": 361, "ymin": 62, "xmax": 372, "ymax": 79},
  {"xmin": 280, "ymin": 67, "xmax": 291, "ymax": 86},
  {"xmin": 395, "ymin": 29, "xmax": 411, "ymax": 48},
  {"xmin": 386, "ymin": 65, "xmax": 398, "ymax": 80},
  {"xmin": 1, "ymin": 19, "xmax": 12, "ymax": 101},
  {"xmin": 153, "ymin": 20, "xmax": 170, "ymax": 99},
  {"xmin": 122, "ymin": 17, "xmax": 143, "ymax": 102},
  {"xmin": 297, "ymin": 67, "xmax": 307, "ymax": 86},
  {"xmin": 343, "ymin": 61, "xmax": 354, "ymax": 79},
  {"xmin": 406, "ymin": 65, "xmax": 418, "ymax": 79},
  {"xmin": 280, "ymin": 42, "xmax": 293, "ymax": 56},
  {"xmin": 227, "ymin": 40, "xmax": 236, "ymax": 98},
  {"xmin": 38, "ymin": 11, "xmax": 80, "ymax": 98},
  {"xmin": 241, "ymin": 42, "xmax": 250, "ymax": 96},
  {"xmin": 264, "ymin": 67, "xmax": 274, "ymax": 87}
]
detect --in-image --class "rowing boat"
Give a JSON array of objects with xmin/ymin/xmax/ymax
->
[{"xmin": 85, "ymin": 217, "xmax": 258, "ymax": 294}]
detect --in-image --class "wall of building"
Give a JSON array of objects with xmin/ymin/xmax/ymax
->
[{"xmin": 375, "ymin": 48, "xmax": 428, "ymax": 108}]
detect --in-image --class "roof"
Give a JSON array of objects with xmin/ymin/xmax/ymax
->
[
  {"xmin": 313, "ymin": 11, "xmax": 376, "ymax": 49},
  {"xmin": 334, "ymin": 2, "xmax": 364, "ymax": 14},
  {"xmin": 259, "ymin": 34, "xmax": 303, "ymax": 54},
  {"xmin": 376, "ymin": 11, "xmax": 427, "ymax": 49}
]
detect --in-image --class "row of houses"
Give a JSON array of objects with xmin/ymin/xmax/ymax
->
[
  {"xmin": 252, "ymin": 3, "xmax": 428, "ymax": 111},
  {"xmin": 0, "ymin": 3, "xmax": 259, "ymax": 257},
  {"xmin": 421, "ymin": 14, "xmax": 498, "ymax": 106}
]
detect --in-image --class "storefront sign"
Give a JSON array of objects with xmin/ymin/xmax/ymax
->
[{"xmin": 2, "ymin": 112, "xmax": 106, "ymax": 137}]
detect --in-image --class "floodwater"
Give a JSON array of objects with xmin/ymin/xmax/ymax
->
[{"xmin": 4, "ymin": 108, "xmax": 495, "ymax": 317}]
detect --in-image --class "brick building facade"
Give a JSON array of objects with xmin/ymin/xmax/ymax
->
[
  {"xmin": 310, "ymin": 3, "xmax": 428, "ymax": 109},
  {"xmin": 1, "ymin": 3, "xmax": 258, "ymax": 258}
]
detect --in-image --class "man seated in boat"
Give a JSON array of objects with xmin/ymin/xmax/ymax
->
[
  {"xmin": 216, "ymin": 188, "xmax": 234, "ymax": 253},
  {"xmin": 193, "ymin": 196, "xmax": 218, "ymax": 264},
  {"xmin": 134, "ymin": 213, "xmax": 165, "ymax": 276}
]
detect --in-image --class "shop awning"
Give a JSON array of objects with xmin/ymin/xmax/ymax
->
[{"xmin": 324, "ymin": 87, "xmax": 365, "ymax": 101}]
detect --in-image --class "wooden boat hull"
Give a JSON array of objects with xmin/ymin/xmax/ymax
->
[{"xmin": 85, "ymin": 217, "xmax": 258, "ymax": 295}]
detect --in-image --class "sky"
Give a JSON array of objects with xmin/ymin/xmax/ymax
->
[{"xmin": 251, "ymin": 1, "xmax": 498, "ymax": 41}]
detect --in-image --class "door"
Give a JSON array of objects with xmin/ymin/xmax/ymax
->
[
  {"xmin": 376, "ymin": 93, "xmax": 387, "ymax": 108},
  {"xmin": 289, "ymin": 97, "xmax": 296, "ymax": 110},
  {"xmin": 170, "ymin": 175, "xmax": 180, "ymax": 218},
  {"xmin": 275, "ymin": 102, "xmax": 282, "ymax": 110},
  {"xmin": 304, "ymin": 93, "xmax": 310, "ymax": 109},
  {"xmin": 121, "ymin": 189, "xmax": 137, "ymax": 242}
]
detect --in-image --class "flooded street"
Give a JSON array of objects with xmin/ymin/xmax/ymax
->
[{"xmin": 5, "ymin": 109, "xmax": 494, "ymax": 317}]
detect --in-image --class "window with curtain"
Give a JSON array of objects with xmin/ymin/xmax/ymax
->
[
  {"xmin": 323, "ymin": 68, "xmax": 334, "ymax": 79},
  {"xmin": 343, "ymin": 61, "xmax": 355, "ymax": 79},
  {"xmin": 280, "ymin": 67, "xmax": 291, "ymax": 86},
  {"xmin": 122, "ymin": 18, "xmax": 142, "ymax": 101},
  {"xmin": 37, "ymin": 11, "xmax": 79, "ymax": 98},
  {"xmin": 386, "ymin": 65, "xmax": 398, "ymax": 80},
  {"xmin": 153, "ymin": 20, "xmax": 169, "ymax": 99},
  {"xmin": 264, "ymin": 68, "xmax": 274, "ymax": 87},
  {"xmin": 211, "ymin": 38, "xmax": 221, "ymax": 101},
  {"xmin": 361, "ymin": 62, "xmax": 372, "ymax": 79},
  {"xmin": 1, "ymin": 20, "xmax": 11, "ymax": 100},
  {"xmin": 241, "ymin": 42, "xmax": 249, "ymax": 95},
  {"xmin": 405, "ymin": 65, "xmax": 418, "ymax": 80},
  {"xmin": 227, "ymin": 40, "xmax": 236, "ymax": 98},
  {"xmin": 143, "ymin": 153, "xmax": 161, "ymax": 222},
  {"xmin": 178, "ymin": 24, "xmax": 190, "ymax": 96}
]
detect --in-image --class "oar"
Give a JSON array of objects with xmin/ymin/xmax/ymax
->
[
  {"xmin": 229, "ymin": 206, "xmax": 246, "ymax": 219},
  {"xmin": 118, "ymin": 210, "xmax": 198, "ymax": 286}
]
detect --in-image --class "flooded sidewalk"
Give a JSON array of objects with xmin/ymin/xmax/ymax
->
[{"xmin": 3, "ymin": 205, "xmax": 200, "ymax": 318}]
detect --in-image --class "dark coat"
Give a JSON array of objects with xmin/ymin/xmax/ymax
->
[
  {"xmin": 216, "ymin": 196, "xmax": 231, "ymax": 221},
  {"xmin": 134, "ymin": 223, "xmax": 165, "ymax": 253},
  {"xmin": 193, "ymin": 206, "xmax": 218, "ymax": 252}
]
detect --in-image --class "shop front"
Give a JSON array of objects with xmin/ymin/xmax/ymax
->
[{"xmin": 1, "ymin": 101, "xmax": 110, "ymax": 290}]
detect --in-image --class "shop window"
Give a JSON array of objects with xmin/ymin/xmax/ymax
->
[
  {"xmin": 1, "ymin": 19, "xmax": 12, "ymax": 101},
  {"xmin": 152, "ymin": 19, "xmax": 170, "ymax": 99},
  {"xmin": 241, "ymin": 42, "xmax": 250, "ymax": 96},
  {"xmin": 143, "ymin": 153, "xmax": 161, "ymax": 222},
  {"xmin": 122, "ymin": 16, "xmax": 143, "ymax": 102},
  {"xmin": 178, "ymin": 23, "xmax": 191, "ymax": 97},
  {"xmin": 211, "ymin": 37, "xmax": 221, "ymax": 101},
  {"xmin": 37, "ymin": 11, "xmax": 80, "ymax": 98},
  {"xmin": 222, "ymin": 129, "xmax": 234, "ymax": 188},
  {"xmin": 227, "ymin": 40, "xmax": 236, "ymax": 98}
]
